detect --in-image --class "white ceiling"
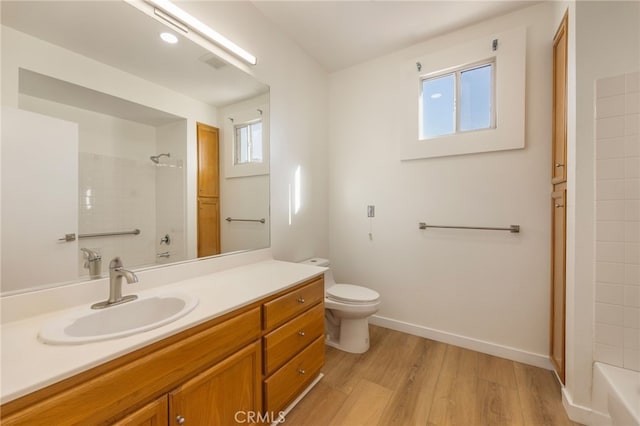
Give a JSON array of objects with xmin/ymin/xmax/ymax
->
[{"xmin": 252, "ymin": 1, "xmax": 540, "ymax": 72}]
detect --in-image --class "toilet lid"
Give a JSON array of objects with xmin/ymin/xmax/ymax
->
[{"xmin": 326, "ymin": 284, "xmax": 380, "ymax": 304}]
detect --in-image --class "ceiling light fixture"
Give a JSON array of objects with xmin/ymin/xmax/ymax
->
[
  {"xmin": 160, "ymin": 32, "xmax": 178, "ymax": 44},
  {"xmin": 146, "ymin": 0, "xmax": 257, "ymax": 65}
]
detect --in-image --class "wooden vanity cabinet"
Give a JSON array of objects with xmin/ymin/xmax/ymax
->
[
  {"xmin": 0, "ymin": 275, "xmax": 325, "ymax": 426},
  {"xmin": 169, "ymin": 341, "xmax": 262, "ymax": 425},
  {"xmin": 113, "ymin": 396, "xmax": 168, "ymax": 426},
  {"xmin": 262, "ymin": 277, "xmax": 325, "ymax": 414}
]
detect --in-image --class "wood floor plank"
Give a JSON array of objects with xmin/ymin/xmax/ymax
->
[
  {"xmin": 478, "ymin": 353, "xmax": 518, "ymax": 390},
  {"xmin": 321, "ymin": 326, "xmax": 387, "ymax": 395},
  {"xmin": 513, "ymin": 362, "xmax": 579, "ymax": 426},
  {"xmin": 377, "ymin": 338, "xmax": 447, "ymax": 426},
  {"xmin": 329, "ymin": 379, "xmax": 393, "ymax": 426},
  {"xmin": 283, "ymin": 381, "xmax": 349, "ymax": 426},
  {"xmin": 476, "ymin": 378, "xmax": 524, "ymax": 426},
  {"xmin": 285, "ymin": 325, "xmax": 580, "ymax": 426},
  {"xmin": 360, "ymin": 328, "xmax": 422, "ymax": 391},
  {"xmin": 427, "ymin": 345, "xmax": 480, "ymax": 426}
]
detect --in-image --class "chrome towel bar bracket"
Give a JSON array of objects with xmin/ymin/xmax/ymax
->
[{"xmin": 418, "ymin": 222, "xmax": 520, "ymax": 233}]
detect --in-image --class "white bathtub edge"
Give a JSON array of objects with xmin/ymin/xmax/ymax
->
[{"xmin": 592, "ymin": 362, "xmax": 640, "ymax": 426}]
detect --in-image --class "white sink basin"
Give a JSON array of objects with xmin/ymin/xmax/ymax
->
[{"xmin": 38, "ymin": 291, "xmax": 199, "ymax": 345}]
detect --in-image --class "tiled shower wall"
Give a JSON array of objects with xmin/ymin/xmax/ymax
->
[
  {"xmin": 594, "ymin": 71, "xmax": 640, "ymax": 371},
  {"xmin": 79, "ymin": 153, "xmax": 157, "ymax": 275}
]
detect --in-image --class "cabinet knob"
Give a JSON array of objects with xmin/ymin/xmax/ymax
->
[
  {"xmin": 176, "ymin": 415, "xmax": 185, "ymax": 425},
  {"xmin": 555, "ymin": 163, "xmax": 564, "ymax": 168},
  {"xmin": 297, "ymin": 297, "xmax": 305, "ymax": 303},
  {"xmin": 298, "ymin": 330, "xmax": 305, "ymax": 336},
  {"xmin": 298, "ymin": 369, "xmax": 306, "ymax": 375}
]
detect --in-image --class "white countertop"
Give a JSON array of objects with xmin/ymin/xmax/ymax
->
[{"xmin": 0, "ymin": 259, "xmax": 326, "ymax": 404}]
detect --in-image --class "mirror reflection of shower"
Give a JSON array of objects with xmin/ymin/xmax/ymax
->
[{"xmin": 150, "ymin": 152, "xmax": 182, "ymax": 168}]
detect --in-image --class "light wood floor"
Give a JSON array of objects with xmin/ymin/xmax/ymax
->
[{"xmin": 285, "ymin": 325, "xmax": 580, "ymax": 426}]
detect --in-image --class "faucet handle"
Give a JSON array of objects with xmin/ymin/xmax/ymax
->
[
  {"xmin": 80, "ymin": 248, "xmax": 101, "ymax": 261},
  {"xmin": 109, "ymin": 257, "xmax": 123, "ymax": 269}
]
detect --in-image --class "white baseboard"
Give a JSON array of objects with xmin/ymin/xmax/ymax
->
[
  {"xmin": 369, "ymin": 314, "xmax": 554, "ymax": 370},
  {"xmin": 562, "ymin": 387, "xmax": 596, "ymax": 425}
]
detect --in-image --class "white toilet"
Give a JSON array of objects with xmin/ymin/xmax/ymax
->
[{"xmin": 301, "ymin": 258, "xmax": 380, "ymax": 354}]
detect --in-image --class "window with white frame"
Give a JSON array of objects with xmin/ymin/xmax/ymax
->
[
  {"xmin": 234, "ymin": 120, "xmax": 263, "ymax": 164},
  {"xmin": 420, "ymin": 60, "xmax": 495, "ymax": 140},
  {"xmin": 401, "ymin": 27, "xmax": 525, "ymax": 160}
]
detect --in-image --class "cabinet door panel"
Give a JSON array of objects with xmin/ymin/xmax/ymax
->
[
  {"xmin": 550, "ymin": 186, "xmax": 566, "ymax": 383},
  {"xmin": 198, "ymin": 198, "xmax": 220, "ymax": 257},
  {"xmin": 170, "ymin": 342, "xmax": 261, "ymax": 426},
  {"xmin": 113, "ymin": 396, "xmax": 168, "ymax": 426},
  {"xmin": 197, "ymin": 123, "xmax": 219, "ymax": 198},
  {"xmin": 552, "ymin": 13, "xmax": 568, "ymax": 184}
]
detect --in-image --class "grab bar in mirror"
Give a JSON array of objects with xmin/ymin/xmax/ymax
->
[
  {"xmin": 418, "ymin": 222, "xmax": 520, "ymax": 233},
  {"xmin": 225, "ymin": 217, "xmax": 266, "ymax": 224},
  {"xmin": 79, "ymin": 229, "xmax": 141, "ymax": 239}
]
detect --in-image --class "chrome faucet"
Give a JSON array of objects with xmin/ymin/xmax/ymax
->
[
  {"xmin": 80, "ymin": 248, "xmax": 102, "ymax": 279},
  {"xmin": 91, "ymin": 257, "xmax": 138, "ymax": 309}
]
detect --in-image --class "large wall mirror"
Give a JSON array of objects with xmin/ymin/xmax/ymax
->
[{"xmin": 1, "ymin": 1, "xmax": 270, "ymax": 295}]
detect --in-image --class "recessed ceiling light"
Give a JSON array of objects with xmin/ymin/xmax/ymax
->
[
  {"xmin": 160, "ymin": 32, "xmax": 178, "ymax": 44},
  {"xmin": 148, "ymin": 0, "xmax": 257, "ymax": 65},
  {"xmin": 431, "ymin": 93, "xmax": 442, "ymax": 99}
]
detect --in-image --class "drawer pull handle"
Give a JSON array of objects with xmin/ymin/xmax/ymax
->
[
  {"xmin": 176, "ymin": 415, "xmax": 185, "ymax": 425},
  {"xmin": 297, "ymin": 297, "xmax": 305, "ymax": 303},
  {"xmin": 555, "ymin": 204, "xmax": 564, "ymax": 208},
  {"xmin": 298, "ymin": 330, "xmax": 306, "ymax": 336},
  {"xmin": 298, "ymin": 369, "xmax": 306, "ymax": 375},
  {"xmin": 555, "ymin": 163, "xmax": 564, "ymax": 168}
]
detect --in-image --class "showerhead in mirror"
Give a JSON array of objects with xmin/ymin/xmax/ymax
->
[{"xmin": 150, "ymin": 153, "xmax": 170, "ymax": 164}]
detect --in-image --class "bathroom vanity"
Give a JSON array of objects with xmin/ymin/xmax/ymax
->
[{"xmin": 0, "ymin": 259, "xmax": 326, "ymax": 425}]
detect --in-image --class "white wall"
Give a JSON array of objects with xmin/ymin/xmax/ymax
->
[
  {"xmin": 1, "ymin": 108, "xmax": 78, "ymax": 293},
  {"xmin": 219, "ymin": 94, "xmax": 270, "ymax": 253},
  {"xmin": 328, "ymin": 3, "xmax": 555, "ymax": 365}
]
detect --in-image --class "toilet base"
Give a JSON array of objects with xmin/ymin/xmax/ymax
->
[{"xmin": 325, "ymin": 317, "xmax": 371, "ymax": 354}]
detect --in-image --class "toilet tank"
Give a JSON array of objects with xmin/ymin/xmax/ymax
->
[{"xmin": 300, "ymin": 258, "xmax": 333, "ymax": 286}]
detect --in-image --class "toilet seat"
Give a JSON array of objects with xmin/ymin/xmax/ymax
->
[{"xmin": 326, "ymin": 284, "xmax": 380, "ymax": 305}]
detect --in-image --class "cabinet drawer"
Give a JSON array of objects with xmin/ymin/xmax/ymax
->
[
  {"xmin": 263, "ymin": 303, "xmax": 324, "ymax": 375},
  {"xmin": 262, "ymin": 277, "xmax": 324, "ymax": 331},
  {"xmin": 263, "ymin": 336, "xmax": 325, "ymax": 414}
]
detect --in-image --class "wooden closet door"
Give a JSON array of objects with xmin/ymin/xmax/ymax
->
[
  {"xmin": 197, "ymin": 122, "xmax": 221, "ymax": 257},
  {"xmin": 197, "ymin": 123, "xmax": 220, "ymax": 198},
  {"xmin": 550, "ymin": 185, "xmax": 566, "ymax": 383},
  {"xmin": 198, "ymin": 198, "xmax": 220, "ymax": 257},
  {"xmin": 552, "ymin": 12, "xmax": 568, "ymax": 184}
]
